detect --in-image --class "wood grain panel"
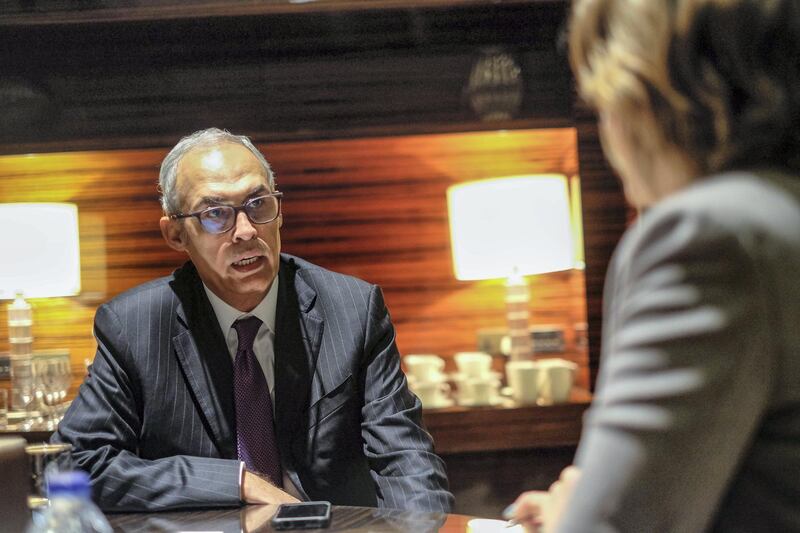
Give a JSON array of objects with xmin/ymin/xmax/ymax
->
[
  {"xmin": 0, "ymin": 128, "xmax": 589, "ymax": 396},
  {"xmin": 574, "ymin": 101, "xmax": 628, "ymax": 387}
]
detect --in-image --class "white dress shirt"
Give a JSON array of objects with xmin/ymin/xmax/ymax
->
[
  {"xmin": 203, "ymin": 277, "xmax": 302, "ymax": 500},
  {"xmin": 204, "ymin": 278, "xmax": 279, "ymax": 407}
]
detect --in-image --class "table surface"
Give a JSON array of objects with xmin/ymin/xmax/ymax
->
[{"xmin": 105, "ymin": 505, "xmax": 478, "ymax": 532}]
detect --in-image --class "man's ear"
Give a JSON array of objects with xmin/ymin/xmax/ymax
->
[
  {"xmin": 277, "ymin": 214, "xmax": 283, "ymax": 229},
  {"xmin": 160, "ymin": 216, "xmax": 188, "ymax": 252}
]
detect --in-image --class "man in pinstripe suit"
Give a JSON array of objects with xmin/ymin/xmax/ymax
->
[{"xmin": 53, "ymin": 128, "xmax": 453, "ymax": 512}]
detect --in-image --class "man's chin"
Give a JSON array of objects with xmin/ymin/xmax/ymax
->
[
  {"xmin": 225, "ymin": 269, "xmax": 275, "ymax": 296},
  {"xmin": 217, "ymin": 281, "xmax": 272, "ymax": 312}
]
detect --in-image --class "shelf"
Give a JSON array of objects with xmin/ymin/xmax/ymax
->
[
  {"xmin": 1, "ymin": 390, "xmax": 592, "ymax": 453},
  {"xmin": 422, "ymin": 389, "xmax": 591, "ymax": 454}
]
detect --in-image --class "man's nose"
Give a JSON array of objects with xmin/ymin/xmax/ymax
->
[{"xmin": 231, "ymin": 211, "xmax": 257, "ymax": 241}]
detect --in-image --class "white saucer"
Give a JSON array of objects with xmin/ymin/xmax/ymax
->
[
  {"xmin": 422, "ymin": 398, "xmax": 454, "ymax": 409},
  {"xmin": 407, "ymin": 372, "xmax": 448, "ymax": 384},
  {"xmin": 449, "ymin": 371, "xmax": 502, "ymax": 382},
  {"xmin": 458, "ymin": 397, "xmax": 506, "ymax": 407}
]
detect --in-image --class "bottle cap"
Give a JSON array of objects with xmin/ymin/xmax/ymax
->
[{"xmin": 46, "ymin": 470, "xmax": 92, "ymax": 499}]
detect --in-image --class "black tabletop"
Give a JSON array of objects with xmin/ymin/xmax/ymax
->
[{"xmin": 106, "ymin": 505, "xmax": 476, "ymax": 533}]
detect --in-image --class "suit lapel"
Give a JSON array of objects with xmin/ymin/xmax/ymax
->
[
  {"xmin": 273, "ymin": 257, "xmax": 324, "ymax": 460},
  {"xmin": 169, "ymin": 263, "xmax": 237, "ymax": 459}
]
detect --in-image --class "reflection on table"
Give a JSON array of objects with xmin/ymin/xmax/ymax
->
[{"xmin": 107, "ymin": 505, "xmax": 472, "ymax": 533}]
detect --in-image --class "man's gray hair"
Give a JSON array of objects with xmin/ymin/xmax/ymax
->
[{"xmin": 158, "ymin": 128, "xmax": 276, "ymax": 215}]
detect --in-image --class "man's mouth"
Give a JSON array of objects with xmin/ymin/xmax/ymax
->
[{"xmin": 233, "ymin": 256, "xmax": 259, "ymax": 267}]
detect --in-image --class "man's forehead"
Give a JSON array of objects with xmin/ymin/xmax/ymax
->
[
  {"xmin": 196, "ymin": 148, "xmax": 227, "ymax": 173},
  {"xmin": 174, "ymin": 144, "xmax": 270, "ymax": 209},
  {"xmin": 179, "ymin": 142, "xmax": 263, "ymax": 174}
]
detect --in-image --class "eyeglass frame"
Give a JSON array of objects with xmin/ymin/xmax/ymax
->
[{"xmin": 169, "ymin": 191, "xmax": 284, "ymax": 234}]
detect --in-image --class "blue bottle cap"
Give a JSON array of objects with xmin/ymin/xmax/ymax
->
[{"xmin": 46, "ymin": 470, "xmax": 92, "ymax": 499}]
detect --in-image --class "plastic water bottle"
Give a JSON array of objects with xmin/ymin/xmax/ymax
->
[{"xmin": 26, "ymin": 470, "xmax": 113, "ymax": 533}]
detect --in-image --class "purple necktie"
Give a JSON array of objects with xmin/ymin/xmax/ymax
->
[{"xmin": 233, "ymin": 316, "xmax": 282, "ymax": 487}]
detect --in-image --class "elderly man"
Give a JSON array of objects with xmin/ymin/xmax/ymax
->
[{"xmin": 54, "ymin": 128, "xmax": 453, "ymax": 513}]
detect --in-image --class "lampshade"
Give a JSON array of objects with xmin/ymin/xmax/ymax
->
[
  {"xmin": 0, "ymin": 203, "xmax": 81, "ymax": 299},
  {"xmin": 447, "ymin": 175, "xmax": 574, "ymax": 281}
]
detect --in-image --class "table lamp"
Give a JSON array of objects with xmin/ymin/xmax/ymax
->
[
  {"xmin": 0, "ymin": 203, "xmax": 81, "ymax": 410},
  {"xmin": 447, "ymin": 175, "xmax": 574, "ymax": 361}
]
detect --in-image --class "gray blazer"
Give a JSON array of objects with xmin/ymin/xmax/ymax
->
[
  {"xmin": 54, "ymin": 254, "xmax": 453, "ymax": 513},
  {"xmin": 562, "ymin": 170, "xmax": 800, "ymax": 532}
]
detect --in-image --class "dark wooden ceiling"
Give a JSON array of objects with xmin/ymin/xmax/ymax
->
[
  {"xmin": 0, "ymin": 1, "xmax": 565, "ymax": 23},
  {"xmin": 0, "ymin": 0, "xmax": 572, "ymax": 154}
]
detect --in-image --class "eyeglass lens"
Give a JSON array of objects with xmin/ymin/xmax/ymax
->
[{"xmin": 199, "ymin": 196, "xmax": 279, "ymax": 234}]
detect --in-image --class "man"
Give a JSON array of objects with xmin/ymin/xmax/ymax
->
[{"xmin": 54, "ymin": 128, "xmax": 453, "ymax": 513}]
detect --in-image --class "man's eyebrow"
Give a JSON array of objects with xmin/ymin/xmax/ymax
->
[
  {"xmin": 193, "ymin": 185, "xmax": 269, "ymax": 209},
  {"xmin": 246, "ymin": 185, "xmax": 268, "ymax": 197},
  {"xmin": 194, "ymin": 195, "xmax": 226, "ymax": 209}
]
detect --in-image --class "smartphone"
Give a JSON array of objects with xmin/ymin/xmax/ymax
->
[{"xmin": 270, "ymin": 501, "xmax": 332, "ymax": 530}]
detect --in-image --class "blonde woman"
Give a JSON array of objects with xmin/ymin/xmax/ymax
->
[{"xmin": 511, "ymin": 1, "xmax": 800, "ymax": 531}]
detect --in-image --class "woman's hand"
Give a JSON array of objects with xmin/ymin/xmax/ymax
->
[
  {"xmin": 509, "ymin": 490, "xmax": 548, "ymax": 532},
  {"xmin": 511, "ymin": 466, "xmax": 582, "ymax": 532}
]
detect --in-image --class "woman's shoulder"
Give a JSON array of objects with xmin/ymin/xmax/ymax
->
[
  {"xmin": 653, "ymin": 169, "xmax": 800, "ymax": 232},
  {"xmin": 628, "ymin": 170, "xmax": 800, "ymax": 254}
]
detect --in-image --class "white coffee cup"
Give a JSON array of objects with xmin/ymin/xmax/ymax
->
[
  {"xmin": 461, "ymin": 376, "xmax": 500, "ymax": 406},
  {"xmin": 404, "ymin": 354, "xmax": 445, "ymax": 382},
  {"xmin": 411, "ymin": 379, "xmax": 451, "ymax": 408},
  {"xmin": 450, "ymin": 372, "xmax": 468, "ymax": 401},
  {"xmin": 536, "ymin": 359, "xmax": 577, "ymax": 404},
  {"xmin": 505, "ymin": 361, "xmax": 542, "ymax": 405},
  {"xmin": 454, "ymin": 351, "xmax": 492, "ymax": 379}
]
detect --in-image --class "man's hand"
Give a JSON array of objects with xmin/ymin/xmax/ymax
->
[
  {"xmin": 240, "ymin": 504, "xmax": 279, "ymax": 532},
  {"xmin": 242, "ymin": 470, "xmax": 300, "ymax": 505},
  {"xmin": 512, "ymin": 466, "xmax": 582, "ymax": 532}
]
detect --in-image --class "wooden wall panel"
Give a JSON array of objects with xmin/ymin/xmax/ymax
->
[
  {"xmin": 574, "ymin": 102, "xmax": 628, "ymax": 386},
  {"xmin": 0, "ymin": 127, "xmax": 589, "ymax": 395}
]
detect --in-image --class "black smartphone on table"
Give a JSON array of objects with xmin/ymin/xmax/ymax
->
[{"xmin": 270, "ymin": 501, "xmax": 332, "ymax": 530}]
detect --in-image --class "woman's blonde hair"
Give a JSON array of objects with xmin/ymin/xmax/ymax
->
[{"xmin": 569, "ymin": 0, "xmax": 800, "ymax": 175}]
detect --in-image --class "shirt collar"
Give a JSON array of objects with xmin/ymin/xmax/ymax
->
[{"xmin": 203, "ymin": 275, "xmax": 279, "ymax": 335}]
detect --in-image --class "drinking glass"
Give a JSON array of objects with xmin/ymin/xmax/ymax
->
[
  {"xmin": 42, "ymin": 359, "xmax": 61, "ymax": 430},
  {"xmin": 0, "ymin": 389, "xmax": 8, "ymax": 429},
  {"xmin": 28, "ymin": 357, "xmax": 59, "ymax": 430},
  {"xmin": 17, "ymin": 384, "xmax": 38, "ymax": 431},
  {"xmin": 55, "ymin": 356, "xmax": 71, "ymax": 421}
]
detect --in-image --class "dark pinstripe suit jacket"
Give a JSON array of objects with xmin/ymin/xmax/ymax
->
[{"xmin": 54, "ymin": 254, "xmax": 453, "ymax": 512}]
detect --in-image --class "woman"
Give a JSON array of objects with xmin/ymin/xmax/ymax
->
[{"xmin": 512, "ymin": 1, "xmax": 800, "ymax": 531}]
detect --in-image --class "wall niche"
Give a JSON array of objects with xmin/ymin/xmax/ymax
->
[{"xmin": 0, "ymin": 126, "xmax": 589, "ymax": 391}]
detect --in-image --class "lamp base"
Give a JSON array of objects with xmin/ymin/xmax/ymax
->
[
  {"xmin": 505, "ymin": 273, "xmax": 533, "ymax": 361},
  {"xmin": 7, "ymin": 293, "xmax": 33, "ymax": 412}
]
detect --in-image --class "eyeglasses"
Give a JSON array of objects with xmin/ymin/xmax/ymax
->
[{"xmin": 170, "ymin": 192, "xmax": 283, "ymax": 234}]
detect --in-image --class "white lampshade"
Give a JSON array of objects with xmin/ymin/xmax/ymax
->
[
  {"xmin": 447, "ymin": 175, "xmax": 574, "ymax": 281},
  {"xmin": 0, "ymin": 203, "xmax": 81, "ymax": 299}
]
